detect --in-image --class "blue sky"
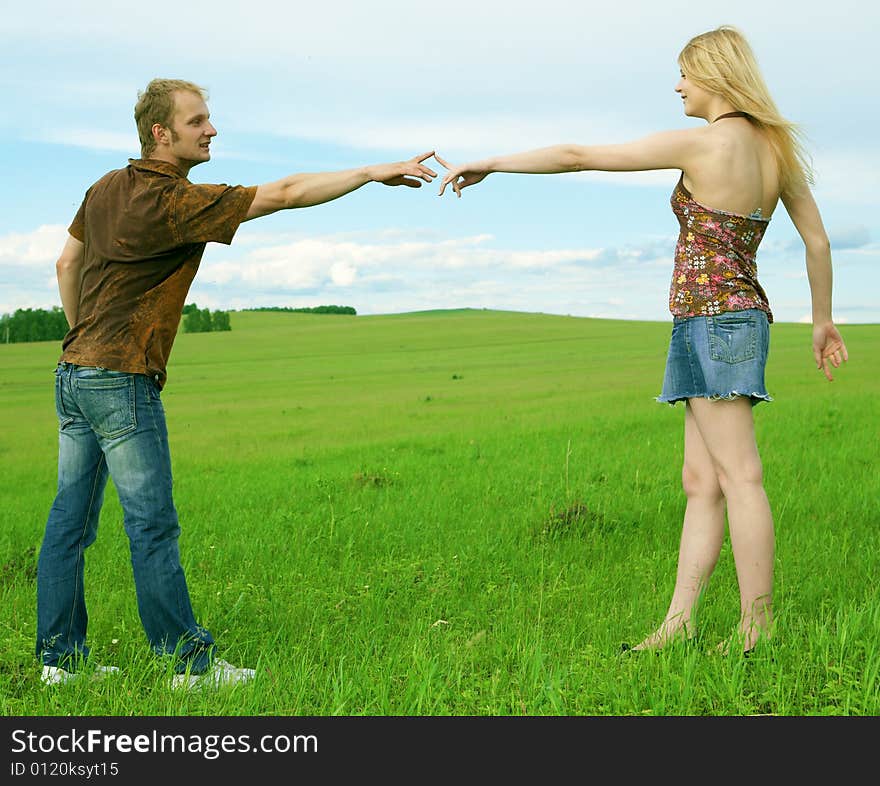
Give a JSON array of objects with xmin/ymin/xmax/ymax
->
[{"xmin": 1, "ymin": 0, "xmax": 877, "ymax": 323}]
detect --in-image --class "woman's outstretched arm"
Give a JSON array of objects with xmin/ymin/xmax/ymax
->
[{"xmin": 436, "ymin": 128, "xmax": 710, "ymax": 197}]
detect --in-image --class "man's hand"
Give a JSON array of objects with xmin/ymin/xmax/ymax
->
[
  {"xmin": 435, "ymin": 153, "xmax": 491, "ymax": 198},
  {"xmin": 369, "ymin": 151, "xmax": 437, "ymax": 188},
  {"xmin": 813, "ymin": 322, "xmax": 848, "ymax": 381}
]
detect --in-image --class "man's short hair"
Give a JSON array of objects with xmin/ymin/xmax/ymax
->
[{"xmin": 135, "ymin": 78, "xmax": 208, "ymax": 157}]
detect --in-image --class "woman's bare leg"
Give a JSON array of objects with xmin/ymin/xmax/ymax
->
[
  {"xmin": 632, "ymin": 402, "xmax": 725, "ymax": 649},
  {"xmin": 687, "ymin": 396, "xmax": 775, "ymax": 652}
]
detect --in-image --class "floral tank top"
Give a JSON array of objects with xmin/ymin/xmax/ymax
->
[{"xmin": 668, "ymin": 133, "xmax": 774, "ymax": 322}]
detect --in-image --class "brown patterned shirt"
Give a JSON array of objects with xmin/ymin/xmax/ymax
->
[
  {"xmin": 668, "ymin": 174, "xmax": 773, "ymax": 323},
  {"xmin": 61, "ymin": 159, "xmax": 256, "ymax": 388}
]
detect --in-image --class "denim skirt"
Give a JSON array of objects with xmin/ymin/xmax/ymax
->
[{"xmin": 657, "ymin": 308, "xmax": 772, "ymax": 406}]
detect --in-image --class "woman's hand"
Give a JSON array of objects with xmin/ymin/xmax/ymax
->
[
  {"xmin": 435, "ymin": 153, "xmax": 491, "ymax": 198},
  {"xmin": 812, "ymin": 322, "xmax": 848, "ymax": 381}
]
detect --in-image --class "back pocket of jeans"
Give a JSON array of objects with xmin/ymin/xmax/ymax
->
[
  {"xmin": 707, "ymin": 313, "xmax": 757, "ymax": 364},
  {"xmin": 75, "ymin": 375, "xmax": 137, "ymax": 439}
]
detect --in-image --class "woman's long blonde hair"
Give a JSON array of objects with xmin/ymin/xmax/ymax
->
[{"xmin": 678, "ymin": 25, "xmax": 812, "ymax": 195}]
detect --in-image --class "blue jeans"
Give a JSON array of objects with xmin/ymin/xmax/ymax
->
[{"xmin": 37, "ymin": 363, "xmax": 214, "ymax": 673}]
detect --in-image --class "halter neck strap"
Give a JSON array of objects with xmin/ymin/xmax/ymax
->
[{"xmin": 712, "ymin": 111, "xmax": 748, "ymax": 122}]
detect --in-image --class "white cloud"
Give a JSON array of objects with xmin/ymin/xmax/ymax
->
[
  {"xmin": 186, "ymin": 228, "xmax": 679, "ymax": 321},
  {"xmin": 2, "ymin": 221, "xmax": 873, "ymax": 322},
  {"xmin": 812, "ymin": 149, "xmax": 880, "ymax": 207},
  {"xmin": 573, "ymin": 170, "xmax": 680, "ymax": 188},
  {"xmin": 0, "ymin": 225, "xmax": 67, "ymax": 266},
  {"xmin": 329, "ymin": 261, "xmax": 357, "ymax": 286},
  {"xmin": 34, "ymin": 129, "xmax": 138, "ymax": 154},
  {"xmin": 199, "ymin": 232, "xmax": 615, "ymax": 293},
  {"xmin": 246, "ymin": 112, "xmax": 658, "ymax": 159},
  {"xmin": 5, "ymin": 0, "xmax": 872, "ymax": 70},
  {"xmin": 190, "ymin": 225, "xmax": 874, "ymax": 322}
]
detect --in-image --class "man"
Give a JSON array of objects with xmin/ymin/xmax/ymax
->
[{"xmin": 38, "ymin": 78, "xmax": 437, "ymax": 689}]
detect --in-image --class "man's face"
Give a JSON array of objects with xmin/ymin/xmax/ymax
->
[{"xmin": 165, "ymin": 90, "xmax": 217, "ymax": 166}]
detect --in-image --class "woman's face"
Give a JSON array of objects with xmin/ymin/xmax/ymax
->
[{"xmin": 675, "ymin": 71, "xmax": 713, "ymax": 119}]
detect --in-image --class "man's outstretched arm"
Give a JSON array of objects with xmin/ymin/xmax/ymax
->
[{"xmin": 245, "ymin": 150, "xmax": 437, "ymax": 221}]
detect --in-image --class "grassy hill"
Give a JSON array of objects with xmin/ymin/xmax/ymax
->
[{"xmin": 1, "ymin": 310, "xmax": 877, "ymax": 715}]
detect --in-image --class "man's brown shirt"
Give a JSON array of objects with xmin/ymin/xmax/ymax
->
[{"xmin": 61, "ymin": 158, "xmax": 256, "ymax": 388}]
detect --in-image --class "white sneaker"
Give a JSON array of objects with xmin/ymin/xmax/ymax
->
[
  {"xmin": 41, "ymin": 664, "xmax": 120, "ymax": 686},
  {"xmin": 170, "ymin": 659, "xmax": 256, "ymax": 690}
]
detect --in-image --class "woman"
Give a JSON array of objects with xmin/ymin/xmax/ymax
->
[{"xmin": 436, "ymin": 25, "xmax": 847, "ymax": 654}]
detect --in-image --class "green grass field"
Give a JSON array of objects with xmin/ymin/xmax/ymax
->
[{"xmin": 1, "ymin": 309, "xmax": 878, "ymax": 715}]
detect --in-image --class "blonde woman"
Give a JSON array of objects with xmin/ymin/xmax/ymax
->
[{"xmin": 436, "ymin": 25, "xmax": 847, "ymax": 654}]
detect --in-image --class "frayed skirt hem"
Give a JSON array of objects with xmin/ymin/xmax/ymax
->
[{"xmin": 655, "ymin": 391, "xmax": 773, "ymax": 407}]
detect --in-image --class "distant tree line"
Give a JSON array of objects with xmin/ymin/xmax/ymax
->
[
  {"xmin": 1, "ymin": 307, "xmax": 69, "ymax": 344},
  {"xmin": 1, "ymin": 302, "xmax": 350, "ymax": 343},
  {"xmin": 246, "ymin": 305, "xmax": 357, "ymax": 315},
  {"xmin": 182, "ymin": 303, "xmax": 231, "ymax": 333}
]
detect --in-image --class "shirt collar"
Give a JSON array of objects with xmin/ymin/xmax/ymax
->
[{"xmin": 128, "ymin": 158, "xmax": 188, "ymax": 179}]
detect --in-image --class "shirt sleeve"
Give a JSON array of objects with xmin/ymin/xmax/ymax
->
[
  {"xmin": 68, "ymin": 195, "xmax": 88, "ymax": 242},
  {"xmin": 172, "ymin": 183, "xmax": 258, "ymax": 245}
]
